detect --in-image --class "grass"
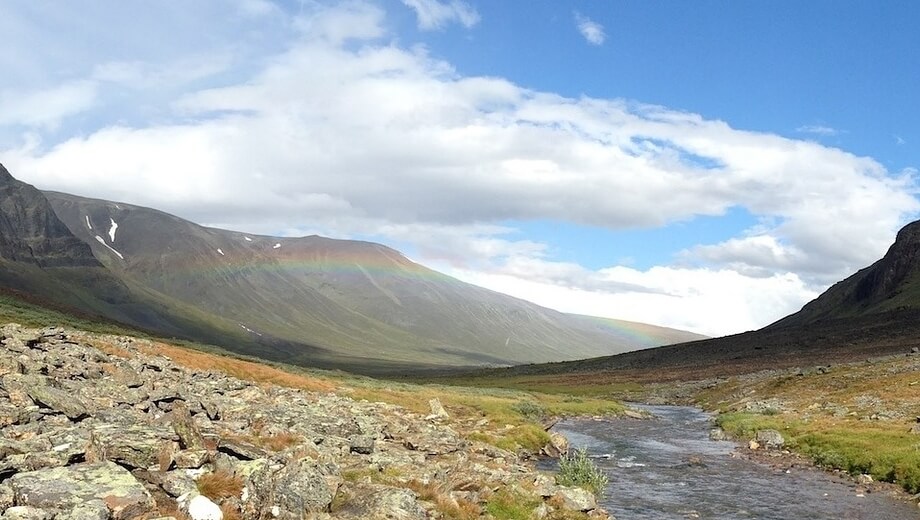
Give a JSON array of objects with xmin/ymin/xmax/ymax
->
[
  {"xmin": 704, "ymin": 351, "xmax": 920, "ymax": 494},
  {"xmin": 484, "ymin": 488, "xmax": 541, "ymax": 520},
  {"xmin": 197, "ymin": 470, "xmax": 244, "ymax": 501},
  {"xmin": 556, "ymin": 447, "xmax": 609, "ymax": 498}
]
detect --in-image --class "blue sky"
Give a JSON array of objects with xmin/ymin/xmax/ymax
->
[{"xmin": 1, "ymin": 0, "xmax": 918, "ymax": 336}]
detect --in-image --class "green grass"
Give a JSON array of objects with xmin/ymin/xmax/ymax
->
[
  {"xmin": 484, "ymin": 489, "xmax": 541, "ymax": 520},
  {"xmin": 716, "ymin": 412, "xmax": 920, "ymax": 493}
]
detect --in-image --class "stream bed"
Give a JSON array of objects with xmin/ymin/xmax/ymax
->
[{"xmin": 541, "ymin": 405, "xmax": 919, "ymax": 520}]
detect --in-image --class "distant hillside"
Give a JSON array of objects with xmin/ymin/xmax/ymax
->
[
  {"xmin": 45, "ymin": 190, "xmax": 703, "ymax": 369},
  {"xmin": 475, "ymin": 219, "xmax": 920, "ymax": 382}
]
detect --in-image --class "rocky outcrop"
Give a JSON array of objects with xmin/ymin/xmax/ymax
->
[
  {"xmin": 0, "ymin": 324, "xmax": 606, "ymax": 519},
  {"xmin": 0, "ymin": 164, "xmax": 100, "ymax": 268}
]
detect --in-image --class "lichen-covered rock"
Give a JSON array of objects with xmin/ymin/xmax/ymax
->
[
  {"xmin": 553, "ymin": 486, "xmax": 597, "ymax": 512},
  {"xmin": 8, "ymin": 461, "xmax": 156, "ymax": 519},
  {"xmin": 754, "ymin": 429, "xmax": 785, "ymax": 449},
  {"xmin": 87, "ymin": 424, "xmax": 178, "ymax": 470},
  {"xmin": 266, "ymin": 458, "xmax": 335, "ymax": 519},
  {"xmin": 23, "ymin": 377, "xmax": 90, "ymax": 420},
  {"xmin": 1, "ymin": 506, "xmax": 54, "ymax": 520},
  {"xmin": 336, "ymin": 485, "xmax": 426, "ymax": 519}
]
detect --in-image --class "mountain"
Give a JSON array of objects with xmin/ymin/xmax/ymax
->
[
  {"xmin": 42, "ymin": 190, "xmax": 703, "ymax": 370},
  {"xmin": 772, "ymin": 220, "xmax": 920, "ymax": 327},
  {"xmin": 0, "ymin": 164, "xmax": 274, "ymax": 351},
  {"xmin": 481, "ymin": 219, "xmax": 920, "ymax": 381}
]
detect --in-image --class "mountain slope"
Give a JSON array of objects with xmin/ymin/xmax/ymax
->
[
  {"xmin": 772, "ymin": 220, "xmax": 920, "ymax": 327},
  {"xmin": 476, "ymin": 219, "xmax": 920, "ymax": 381},
  {"xmin": 0, "ymin": 164, "xmax": 322, "ymax": 360},
  {"xmin": 44, "ymin": 190, "xmax": 704, "ymax": 368}
]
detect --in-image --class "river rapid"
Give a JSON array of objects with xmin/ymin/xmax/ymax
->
[{"xmin": 542, "ymin": 405, "xmax": 919, "ymax": 520}]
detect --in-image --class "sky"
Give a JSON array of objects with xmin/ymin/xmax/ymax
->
[{"xmin": 1, "ymin": 0, "xmax": 918, "ymax": 337}]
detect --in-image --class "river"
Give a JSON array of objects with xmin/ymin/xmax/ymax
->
[{"xmin": 542, "ymin": 405, "xmax": 919, "ymax": 520}]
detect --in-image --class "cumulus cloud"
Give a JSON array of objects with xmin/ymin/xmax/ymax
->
[
  {"xmin": 401, "ymin": 0, "xmax": 480, "ymax": 30},
  {"xmin": 1, "ymin": 0, "xmax": 917, "ymax": 336},
  {"xmin": 574, "ymin": 12, "xmax": 605, "ymax": 45}
]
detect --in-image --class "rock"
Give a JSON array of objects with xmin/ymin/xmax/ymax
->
[
  {"xmin": 532, "ymin": 474, "xmax": 558, "ymax": 497},
  {"xmin": 1, "ymin": 507, "xmax": 53, "ymax": 520},
  {"xmin": 349, "ymin": 435, "xmax": 375, "ymax": 455},
  {"xmin": 268, "ymin": 458, "xmax": 335, "ymax": 518},
  {"xmin": 170, "ymin": 401, "xmax": 205, "ymax": 450},
  {"xmin": 56, "ymin": 500, "xmax": 110, "ymax": 520},
  {"xmin": 748, "ymin": 440, "xmax": 761, "ymax": 450},
  {"xmin": 622, "ymin": 409, "xmax": 646, "ymax": 419},
  {"xmin": 336, "ymin": 485, "xmax": 426, "ymax": 520},
  {"xmin": 174, "ymin": 449, "xmax": 210, "ymax": 469},
  {"xmin": 857, "ymin": 474, "xmax": 874, "ymax": 485},
  {"xmin": 179, "ymin": 493, "xmax": 224, "ymax": 520},
  {"xmin": 541, "ymin": 432, "xmax": 569, "ymax": 458},
  {"xmin": 24, "ymin": 381, "xmax": 90, "ymax": 420},
  {"xmin": 87, "ymin": 424, "xmax": 178, "ymax": 470},
  {"xmin": 8, "ymin": 461, "xmax": 156, "ymax": 519},
  {"xmin": 709, "ymin": 428, "xmax": 729, "ymax": 441},
  {"xmin": 553, "ymin": 487, "xmax": 597, "ymax": 512},
  {"xmin": 428, "ymin": 398, "xmax": 449, "ymax": 420},
  {"xmin": 755, "ymin": 429, "xmax": 785, "ymax": 449},
  {"xmin": 160, "ymin": 471, "xmax": 199, "ymax": 498},
  {"xmin": 218, "ymin": 437, "xmax": 271, "ymax": 461}
]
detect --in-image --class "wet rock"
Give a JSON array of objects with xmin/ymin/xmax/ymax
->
[
  {"xmin": 709, "ymin": 428, "xmax": 729, "ymax": 441},
  {"xmin": 8, "ymin": 461, "xmax": 156, "ymax": 519}
]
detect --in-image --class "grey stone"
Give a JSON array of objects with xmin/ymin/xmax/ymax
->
[
  {"xmin": 336, "ymin": 485, "xmax": 426, "ymax": 520},
  {"xmin": 553, "ymin": 486, "xmax": 597, "ymax": 512},
  {"xmin": 1, "ymin": 506, "xmax": 53, "ymax": 520},
  {"xmin": 87, "ymin": 424, "xmax": 178, "ymax": 470},
  {"xmin": 755, "ymin": 429, "xmax": 785, "ymax": 449},
  {"xmin": 268, "ymin": 458, "xmax": 334, "ymax": 518},
  {"xmin": 349, "ymin": 435, "xmax": 375, "ymax": 455},
  {"xmin": 8, "ymin": 461, "xmax": 155, "ymax": 520},
  {"xmin": 23, "ymin": 378, "xmax": 90, "ymax": 420},
  {"xmin": 55, "ymin": 500, "xmax": 110, "ymax": 520}
]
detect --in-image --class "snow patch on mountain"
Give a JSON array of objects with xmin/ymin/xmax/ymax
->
[
  {"xmin": 217, "ymin": 248, "xmax": 225, "ymax": 256},
  {"xmin": 239, "ymin": 323, "xmax": 262, "ymax": 336},
  {"xmin": 85, "ymin": 215, "xmax": 92, "ymax": 230},
  {"xmin": 244, "ymin": 236, "xmax": 252, "ymax": 242},
  {"xmin": 273, "ymin": 243, "xmax": 281, "ymax": 249},
  {"xmin": 94, "ymin": 235, "xmax": 124, "ymax": 259},
  {"xmin": 108, "ymin": 219, "xmax": 118, "ymax": 242}
]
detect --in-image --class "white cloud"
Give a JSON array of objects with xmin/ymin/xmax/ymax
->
[
  {"xmin": 574, "ymin": 12, "xmax": 605, "ymax": 45},
  {"xmin": 796, "ymin": 124, "xmax": 839, "ymax": 136},
  {"xmin": 2, "ymin": 1, "xmax": 917, "ymax": 336},
  {"xmin": 895, "ymin": 134, "xmax": 906, "ymax": 145},
  {"xmin": 0, "ymin": 81, "xmax": 97, "ymax": 128},
  {"xmin": 401, "ymin": 0, "xmax": 480, "ymax": 30}
]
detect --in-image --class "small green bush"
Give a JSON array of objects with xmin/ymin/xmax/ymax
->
[
  {"xmin": 512, "ymin": 401, "xmax": 545, "ymax": 420},
  {"xmin": 556, "ymin": 447, "xmax": 609, "ymax": 498}
]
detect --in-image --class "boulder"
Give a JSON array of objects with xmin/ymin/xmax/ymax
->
[
  {"xmin": 179, "ymin": 493, "xmax": 223, "ymax": 520},
  {"xmin": 170, "ymin": 401, "xmax": 205, "ymax": 450},
  {"xmin": 754, "ymin": 429, "xmax": 785, "ymax": 449},
  {"xmin": 553, "ymin": 487, "xmax": 597, "ymax": 512},
  {"xmin": 427, "ymin": 398, "xmax": 449, "ymax": 420},
  {"xmin": 24, "ymin": 381, "xmax": 90, "ymax": 420},
  {"xmin": 1, "ymin": 506, "xmax": 53, "ymax": 520},
  {"xmin": 542, "ymin": 432, "xmax": 569, "ymax": 458},
  {"xmin": 709, "ymin": 428, "xmax": 729, "ymax": 441},
  {"xmin": 8, "ymin": 461, "xmax": 156, "ymax": 519},
  {"xmin": 336, "ymin": 485, "xmax": 426, "ymax": 519},
  {"xmin": 348, "ymin": 435, "xmax": 375, "ymax": 455},
  {"xmin": 267, "ymin": 458, "xmax": 335, "ymax": 518},
  {"xmin": 87, "ymin": 424, "xmax": 178, "ymax": 470}
]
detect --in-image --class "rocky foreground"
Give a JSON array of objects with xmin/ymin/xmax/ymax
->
[{"xmin": 0, "ymin": 324, "xmax": 608, "ymax": 519}]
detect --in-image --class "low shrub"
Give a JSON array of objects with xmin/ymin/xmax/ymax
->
[{"xmin": 556, "ymin": 447, "xmax": 608, "ymax": 498}]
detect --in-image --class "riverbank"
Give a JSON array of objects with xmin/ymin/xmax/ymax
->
[
  {"xmin": 0, "ymin": 323, "xmax": 619, "ymax": 519},
  {"xmin": 546, "ymin": 405, "xmax": 920, "ymax": 519}
]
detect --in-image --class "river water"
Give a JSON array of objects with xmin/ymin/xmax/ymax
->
[{"xmin": 542, "ymin": 405, "xmax": 919, "ymax": 520}]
